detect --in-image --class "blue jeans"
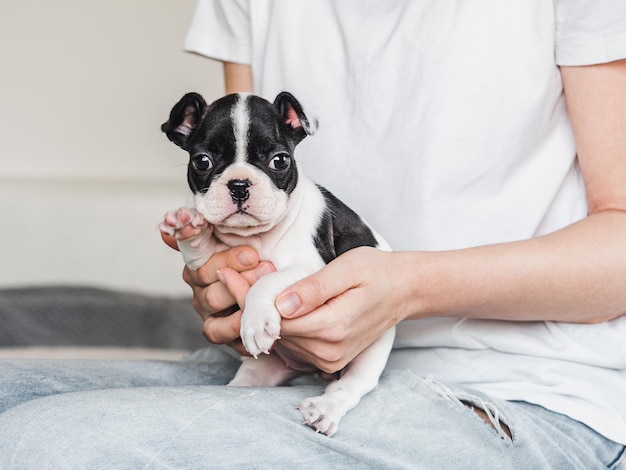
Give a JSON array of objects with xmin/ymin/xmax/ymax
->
[{"xmin": 0, "ymin": 347, "xmax": 623, "ymax": 469}]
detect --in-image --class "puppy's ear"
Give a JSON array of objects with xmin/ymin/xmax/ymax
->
[
  {"xmin": 161, "ymin": 92, "xmax": 207, "ymax": 150},
  {"xmin": 273, "ymin": 92, "xmax": 318, "ymax": 143}
]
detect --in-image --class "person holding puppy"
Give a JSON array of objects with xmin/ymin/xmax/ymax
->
[
  {"xmin": 174, "ymin": 0, "xmax": 626, "ymax": 466},
  {"xmin": 0, "ymin": 1, "xmax": 624, "ymax": 467}
]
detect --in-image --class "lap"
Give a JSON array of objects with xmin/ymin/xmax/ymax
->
[
  {"xmin": 0, "ymin": 350, "xmax": 621, "ymax": 469},
  {"xmin": 0, "ymin": 346, "xmax": 240, "ymax": 413}
]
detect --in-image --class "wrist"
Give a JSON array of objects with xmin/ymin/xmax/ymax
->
[{"xmin": 389, "ymin": 251, "xmax": 441, "ymax": 322}]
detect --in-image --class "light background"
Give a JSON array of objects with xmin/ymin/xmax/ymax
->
[{"xmin": 0, "ymin": 0, "xmax": 224, "ymax": 295}]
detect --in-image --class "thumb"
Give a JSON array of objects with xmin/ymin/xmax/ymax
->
[
  {"xmin": 275, "ymin": 261, "xmax": 352, "ymax": 319},
  {"xmin": 216, "ymin": 267, "xmax": 251, "ymax": 310},
  {"xmin": 160, "ymin": 231, "xmax": 179, "ymax": 251}
]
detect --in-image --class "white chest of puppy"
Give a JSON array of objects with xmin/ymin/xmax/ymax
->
[{"xmin": 160, "ymin": 92, "xmax": 395, "ymax": 436}]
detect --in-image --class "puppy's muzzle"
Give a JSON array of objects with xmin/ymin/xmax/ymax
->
[{"xmin": 228, "ymin": 179, "xmax": 252, "ymax": 203}]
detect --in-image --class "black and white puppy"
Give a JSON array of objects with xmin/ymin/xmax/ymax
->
[{"xmin": 159, "ymin": 92, "xmax": 395, "ymax": 436}]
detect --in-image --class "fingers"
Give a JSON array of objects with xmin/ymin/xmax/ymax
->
[
  {"xmin": 186, "ymin": 261, "xmax": 276, "ymax": 317},
  {"xmin": 275, "ymin": 248, "xmax": 370, "ymax": 319},
  {"xmin": 186, "ymin": 246, "xmax": 260, "ymax": 286},
  {"xmin": 203, "ymin": 310, "xmax": 243, "ymax": 345},
  {"xmin": 275, "ymin": 247, "xmax": 390, "ymax": 373},
  {"xmin": 161, "ymin": 232, "xmax": 179, "ymax": 251},
  {"xmin": 188, "ymin": 278, "xmax": 237, "ymax": 320},
  {"xmin": 227, "ymin": 339, "xmax": 249, "ymax": 357},
  {"xmin": 278, "ymin": 334, "xmax": 348, "ymax": 374},
  {"xmin": 279, "ymin": 287, "xmax": 362, "ymax": 342},
  {"xmin": 201, "ymin": 265, "xmax": 275, "ymax": 340},
  {"xmin": 279, "ymin": 290, "xmax": 377, "ymax": 373},
  {"xmin": 181, "ymin": 246, "xmax": 260, "ymax": 321},
  {"xmin": 200, "ymin": 265, "xmax": 276, "ymax": 351},
  {"xmin": 216, "ymin": 267, "xmax": 254, "ymax": 311},
  {"xmin": 200, "ymin": 269, "xmax": 251, "ymax": 345}
]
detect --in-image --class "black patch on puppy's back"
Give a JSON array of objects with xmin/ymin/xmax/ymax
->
[{"xmin": 313, "ymin": 186, "xmax": 378, "ymax": 265}]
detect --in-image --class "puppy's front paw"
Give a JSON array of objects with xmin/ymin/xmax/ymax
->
[
  {"xmin": 297, "ymin": 395, "xmax": 344, "ymax": 437},
  {"xmin": 240, "ymin": 306, "xmax": 281, "ymax": 358},
  {"xmin": 159, "ymin": 207, "xmax": 207, "ymax": 240},
  {"xmin": 160, "ymin": 207, "xmax": 216, "ymax": 270}
]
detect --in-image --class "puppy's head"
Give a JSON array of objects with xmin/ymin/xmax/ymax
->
[{"xmin": 162, "ymin": 92, "xmax": 317, "ymax": 236}]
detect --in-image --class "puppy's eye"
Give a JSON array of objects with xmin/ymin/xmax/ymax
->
[
  {"xmin": 192, "ymin": 154, "xmax": 213, "ymax": 172},
  {"xmin": 268, "ymin": 153, "xmax": 291, "ymax": 171}
]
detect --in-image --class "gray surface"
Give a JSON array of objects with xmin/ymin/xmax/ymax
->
[{"xmin": 0, "ymin": 286, "xmax": 207, "ymax": 350}]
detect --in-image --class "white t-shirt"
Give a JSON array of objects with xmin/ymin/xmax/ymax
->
[{"xmin": 184, "ymin": 0, "xmax": 626, "ymax": 444}]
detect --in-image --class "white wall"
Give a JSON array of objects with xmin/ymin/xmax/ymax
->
[{"xmin": 0, "ymin": 0, "xmax": 224, "ymax": 295}]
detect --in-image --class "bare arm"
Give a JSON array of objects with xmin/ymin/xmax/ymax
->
[{"xmin": 224, "ymin": 62, "xmax": 253, "ymax": 94}]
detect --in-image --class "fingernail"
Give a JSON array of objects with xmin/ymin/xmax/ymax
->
[
  {"xmin": 238, "ymin": 250, "xmax": 254, "ymax": 266},
  {"xmin": 216, "ymin": 270, "xmax": 227, "ymax": 287},
  {"xmin": 276, "ymin": 292, "xmax": 301, "ymax": 318},
  {"xmin": 255, "ymin": 263, "xmax": 273, "ymax": 279}
]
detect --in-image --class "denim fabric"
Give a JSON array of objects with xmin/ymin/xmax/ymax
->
[{"xmin": 0, "ymin": 347, "xmax": 623, "ymax": 469}]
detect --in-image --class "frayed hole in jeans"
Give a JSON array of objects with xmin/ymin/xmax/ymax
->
[
  {"xmin": 461, "ymin": 400, "xmax": 513, "ymax": 441},
  {"xmin": 422, "ymin": 376, "xmax": 513, "ymax": 443}
]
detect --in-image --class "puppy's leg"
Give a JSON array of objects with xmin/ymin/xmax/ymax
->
[
  {"xmin": 228, "ymin": 354, "xmax": 300, "ymax": 387},
  {"xmin": 240, "ymin": 267, "xmax": 311, "ymax": 358},
  {"xmin": 159, "ymin": 207, "xmax": 220, "ymax": 270},
  {"xmin": 298, "ymin": 326, "xmax": 395, "ymax": 437}
]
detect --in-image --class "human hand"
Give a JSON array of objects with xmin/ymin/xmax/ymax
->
[
  {"xmin": 161, "ymin": 230, "xmax": 275, "ymax": 355},
  {"xmin": 274, "ymin": 247, "xmax": 408, "ymax": 373}
]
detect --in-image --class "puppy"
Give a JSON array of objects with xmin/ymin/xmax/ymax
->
[{"xmin": 159, "ymin": 91, "xmax": 395, "ymax": 436}]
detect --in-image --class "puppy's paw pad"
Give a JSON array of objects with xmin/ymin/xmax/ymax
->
[{"xmin": 297, "ymin": 396, "xmax": 342, "ymax": 437}]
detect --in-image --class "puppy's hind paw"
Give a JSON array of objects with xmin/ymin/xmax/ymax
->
[{"xmin": 297, "ymin": 396, "xmax": 343, "ymax": 437}]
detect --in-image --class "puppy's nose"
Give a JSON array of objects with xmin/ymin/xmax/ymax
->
[{"xmin": 228, "ymin": 179, "xmax": 251, "ymax": 203}]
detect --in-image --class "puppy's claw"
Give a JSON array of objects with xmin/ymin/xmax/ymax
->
[
  {"xmin": 190, "ymin": 212, "xmax": 206, "ymax": 227},
  {"xmin": 297, "ymin": 397, "xmax": 341, "ymax": 437},
  {"xmin": 265, "ymin": 329, "xmax": 281, "ymax": 341},
  {"xmin": 158, "ymin": 222, "xmax": 176, "ymax": 236}
]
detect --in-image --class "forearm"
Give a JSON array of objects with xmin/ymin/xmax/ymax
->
[
  {"xmin": 223, "ymin": 62, "xmax": 253, "ymax": 94},
  {"xmin": 402, "ymin": 209, "xmax": 626, "ymax": 323}
]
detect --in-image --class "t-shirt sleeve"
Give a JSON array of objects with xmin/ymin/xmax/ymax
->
[
  {"xmin": 554, "ymin": 0, "xmax": 626, "ymax": 65},
  {"xmin": 183, "ymin": 0, "xmax": 252, "ymax": 65}
]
